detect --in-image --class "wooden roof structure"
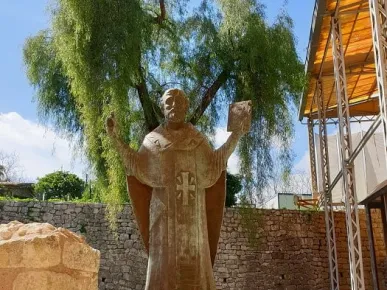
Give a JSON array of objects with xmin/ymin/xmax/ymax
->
[{"xmin": 299, "ymin": 0, "xmax": 380, "ymax": 120}]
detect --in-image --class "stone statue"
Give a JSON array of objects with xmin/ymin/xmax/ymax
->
[{"xmin": 106, "ymin": 88, "xmax": 251, "ymax": 290}]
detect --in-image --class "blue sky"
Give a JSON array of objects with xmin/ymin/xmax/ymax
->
[{"xmin": 0, "ymin": 0, "xmax": 315, "ymax": 181}]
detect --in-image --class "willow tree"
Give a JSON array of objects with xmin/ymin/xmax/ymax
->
[{"xmin": 24, "ymin": 0, "xmax": 304, "ymax": 209}]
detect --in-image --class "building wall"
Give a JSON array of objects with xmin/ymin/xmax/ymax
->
[
  {"xmin": 0, "ymin": 201, "xmax": 385, "ymax": 290},
  {"xmin": 0, "ymin": 183, "xmax": 34, "ymax": 198},
  {"xmin": 278, "ymin": 193, "xmax": 313, "ymax": 210}
]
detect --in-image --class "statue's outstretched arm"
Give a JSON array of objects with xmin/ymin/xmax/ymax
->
[
  {"xmin": 214, "ymin": 131, "xmax": 243, "ymax": 169},
  {"xmin": 106, "ymin": 113, "xmax": 137, "ymax": 174}
]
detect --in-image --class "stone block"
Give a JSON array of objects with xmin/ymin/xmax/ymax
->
[
  {"xmin": 63, "ymin": 240, "xmax": 100, "ymax": 273},
  {"xmin": 13, "ymin": 271, "xmax": 98, "ymax": 290},
  {"xmin": 0, "ymin": 221, "xmax": 100, "ymax": 290}
]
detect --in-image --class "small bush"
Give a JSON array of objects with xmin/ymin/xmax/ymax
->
[
  {"xmin": 226, "ymin": 172, "xmax": 242, "ymax": 207},
  {"xmin": 34, "ymin": 171, "xmax": 85, "ymax": 200}
]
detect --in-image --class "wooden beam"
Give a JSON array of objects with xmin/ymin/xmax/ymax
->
[
  {"xmin": 365, "ymin": 205, "xmax": 380, "ymax": 290},
  {"xmin": 380, "ymin": 194, "xmax": 387, "ymax": 254}
]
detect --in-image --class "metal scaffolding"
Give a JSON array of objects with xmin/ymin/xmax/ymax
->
[
  {"xmin": 316, "ymin": 80, "xmax": 340, "ymax": 290},
  {"xmin": 298, "ymin": 0, "xmax": 387, "ymax": 289},
  {"xmin": 331, "ymin": 14, "xmax": 365, "ymax": 289},
  {"xmin": 366, "ymin": 1, "xmax": 387, "ymax": 287},
  {"xmin": 307, "ymin": 118, "xmax": 319, "ymax": 199},
  {"xmin": 369, "ymin": 0, "xmax": 387, "ymax": 167}
]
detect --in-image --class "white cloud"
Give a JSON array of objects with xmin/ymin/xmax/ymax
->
[
  {"xmin": 294, "ymin": 150, "xmax": 310, "ymax": 173},
  {"xmin": 213, "ymin": 127, "xmax": 240, "ymax": 174},
  {"xmin": 0, "ymin": 112, "xmax": 88, "ymax": 182}
]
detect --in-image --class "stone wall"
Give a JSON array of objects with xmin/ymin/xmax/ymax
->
[{"xmin": 0, "ymin": 201, "xmax": 385, "ymax": 290}]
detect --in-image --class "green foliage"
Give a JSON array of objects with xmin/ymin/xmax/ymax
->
[
  {"xmin": 0, "ymin": 196, "xmax": 34, "ymax": 202},
  {"xmin": 79, "ymin": 223, "xmax": 87, "ymax": 234},
  {"xmin": 24, "ymin": 31, "xmax": 82, "ymax": 138},
  {"xmin": 34, "ymin": 171, "xmax": 86, "ymax": 200},
  {"xmin": 225, "ymin": 172, "xmax": 241, "ymax": 207},
  {"xmin": 24, "ymin": 0, "xmax": 305, "ymax": 218}
]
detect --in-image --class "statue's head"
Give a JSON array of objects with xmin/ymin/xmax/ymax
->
[{"xmin": 162, "ymin": 88, "xmax": 189, "ymax": 124}]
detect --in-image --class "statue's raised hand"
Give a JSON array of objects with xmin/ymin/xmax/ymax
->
[{"xmin": 227, "ymin": 101, "xmax": 252, "ymax": 135}]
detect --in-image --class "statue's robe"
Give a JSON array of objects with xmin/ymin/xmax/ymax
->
[{"xmin": 126, "ymin": 123, "xmax": 227, "ymax": 290}]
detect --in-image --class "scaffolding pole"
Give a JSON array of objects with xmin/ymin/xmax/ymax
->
[
  {"xmin": 307, "ymin": 117, "xmax": 318, "ymax": 199},
  {"xmin": 331, "ymin": 15, "xmax": 365, "ymax": 290},
  {"xmin": 369, "ymin": 0, "xmax": 387, "ymax": 169},
  {"xmin": 316, "ymin": 80, "xmax": 340, "ymax": 290},
  {"xmin": 327, "ymin": 114, "xmax": 382, "ymax": 195},
  {"xmin": 368, "ymin": 2, "xmax": 387, "ymax": 288}
]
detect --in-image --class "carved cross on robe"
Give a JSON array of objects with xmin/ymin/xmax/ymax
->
[{"xmin": 176, "ymin": 172, "xmax": 196, "ymax": 206}]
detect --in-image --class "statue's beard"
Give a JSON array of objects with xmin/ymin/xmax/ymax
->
[{"xmin": 167, "ymin": 111, "xmax": 184, "ymax": 123}]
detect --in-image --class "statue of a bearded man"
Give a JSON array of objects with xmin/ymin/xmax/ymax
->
[{"xmin": 107, "ymin": 88, "xmax": 251, "ymax": 290}]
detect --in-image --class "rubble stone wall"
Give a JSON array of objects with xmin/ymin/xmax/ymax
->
[{"xmin": 0, "ymin": 201, "xmax": 385, "ymax": 290}]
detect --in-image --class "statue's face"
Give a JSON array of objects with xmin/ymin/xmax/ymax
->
[{"xmin": 163, "ymin": 93, "xmax": 188, "ymax": 123}]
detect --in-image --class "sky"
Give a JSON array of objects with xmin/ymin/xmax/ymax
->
[{"xmin": 0, "ymin": 0, "xmax": 315, "ymax": 183}]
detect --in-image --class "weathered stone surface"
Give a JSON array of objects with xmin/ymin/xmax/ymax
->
[
  {"xmin": 0, "ymin": 221, "xmax": 100, "ymax": 290},
  {"xmin": 106, "ymin": 88, "xmax": 251, "ymax": 290},
  {"xmin": 0, "ymin": 221, "xmax": 61, "ymax": 268},
  {"xmin": 13, "ymin": 271, "xmax": 98, "ymax": 290},
  {"xmin": 63, "ymin": 240, "xmax": 100, "ymax": 273},
  {"xmin": 0, "ymin": 270, "xmax": 16, "ymax": 290}
]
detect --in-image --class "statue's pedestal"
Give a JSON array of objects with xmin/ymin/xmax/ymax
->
[{"xmin": 0, "ymin": 221, "xmax": 100, "ymax": 290}]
